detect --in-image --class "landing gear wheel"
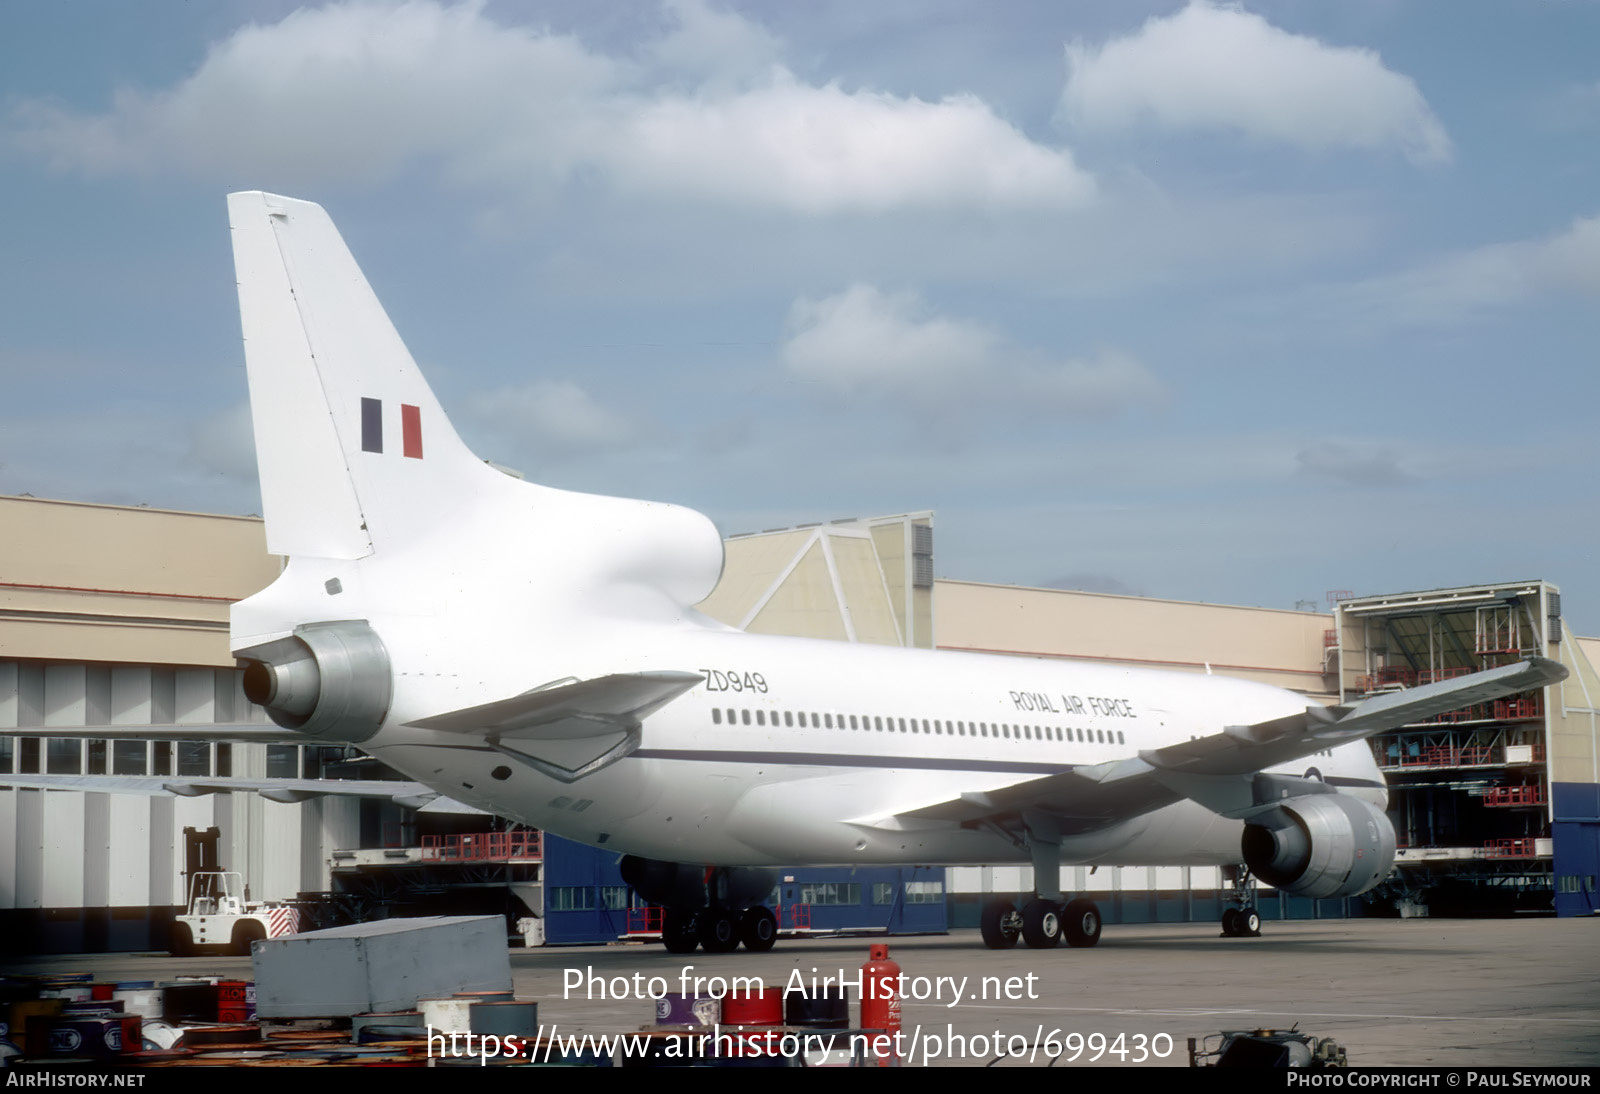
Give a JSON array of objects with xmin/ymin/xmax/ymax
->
[
  {"xmin": 231, "ymin": 920, "xmax": 266, "ymax": 957},
  {"xmin": 1062, "ymin": 899, "xmax": 1101, "ymax": 948},
  {"xmin": 170, "ymin": 923, "xmax": 194, "ymax": 958},
  {"xmin": 1020, "ymin": 899, "xmax": 1062, "ymax": 949},
  {"xmin": 1221, "ymin": 908, "xmax": 1242, "ymax": 936},
  {"xmin": 662, "ymin": 910, "xmax": 700, "ymax": 954},
  {"xmin": 701, "ymin": 909, "xmax": 740, "ymax": 953},
  {"xmin": 980, "ymin": 899, "xmax": 1021, "ymax": 949},
  {"xmin": 1241, "ymin": 906, "xmax": 1261, "ymax": 937},
  {"xmin": 739, "ymin": 906, "xmax": 777, "ymax": 952}
]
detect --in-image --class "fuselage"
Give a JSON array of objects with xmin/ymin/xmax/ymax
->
[{"xmin": 362, "ymin": 617, "xmax": 1387, "ymax": 871}]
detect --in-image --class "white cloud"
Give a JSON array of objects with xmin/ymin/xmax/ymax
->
[
  {"xmin": 1295, "ymin": 441, "xmax": 1411, "ymax": 487},
  {"xmin": 1059, "ymin": 2, "xmax": 1451, "ymax": 165},
  {"xmin": 464, "ymin": 378, "xmax": 636, "ymax": 458},
  {"xmin": 9, "ymin": 0, "xmax": 1094, "ymax": 213},
  {"xmin": 646, "ymin": 0, "xmax": 784, "ymax": 88},
  {"xmin": 1331, "ymin": 214, "xmax": 1600, "ymax": 327},
  {"xmin": 781, "ymin": 284, "xmax": 1165, "ymax": 416}
]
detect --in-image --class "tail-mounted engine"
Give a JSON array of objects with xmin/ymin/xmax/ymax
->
[
  {"xmin": 1241, "ymin": 794, "xmax": 1396, "ymax": 900},
  {"xmin": 236, "ymin": 620, "xmax": 392, "ymax": 744}
]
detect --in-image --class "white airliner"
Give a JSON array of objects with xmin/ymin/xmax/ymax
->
[{"xmin": 8, "ymin": 193, "xmax": 1567, "ymax": 955}]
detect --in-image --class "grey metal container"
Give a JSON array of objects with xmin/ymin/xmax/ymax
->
[{"xmin": 251, "ymin": 916, "xmax": 512, "ymax": 1018}]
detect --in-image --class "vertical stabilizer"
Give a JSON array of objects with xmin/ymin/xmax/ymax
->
[{"xmin": 228, "ymin": 191, "xmax": 491, "ymax": 559}]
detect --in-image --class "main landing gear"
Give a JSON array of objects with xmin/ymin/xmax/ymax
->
[
  {"xmin": 620, "ymin": 858, "xmax": 780, "ymax": 954},
  {"xmin": 1220, "ymin": 864, "xmax": 1262, "ymax": 937},
  {"xmin": 980, "ymin": 817, "xmax": 1103, "ymax": 950},
  {"xmin": 981, "ymin": 896, "xmax": 1102, "ymax": 950},
  {"xmin": 661, "ymin": 905, "xmax": 778, "ymax": 954}
]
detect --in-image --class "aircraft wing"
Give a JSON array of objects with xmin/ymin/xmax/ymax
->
[
  {"xmin": 895, "ymin": 657, "xmax": 1567, "ymax": 828},
  {"xmin": 0, "ymin": 773, "xmax": 475, "ymax": 810}
]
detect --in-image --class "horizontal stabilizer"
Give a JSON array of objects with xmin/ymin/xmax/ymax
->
[
  {"xmin": 408, "ymin": 670, "xmax": 703, "ymax": 784},
  {"xmin": 2, "ymin": 724, "xmax": 304, "ymax": 743},
  {"xmin": 0, "ymin": 773, "xmax": 442, "ymax": 806},
  {"xmin": 408, "ymin": 671, "xmax": 703, "ymax": 738}
]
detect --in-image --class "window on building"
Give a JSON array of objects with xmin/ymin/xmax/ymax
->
[
  {"xmin": 178, "ymin": 742, "xmax": 210, "ymax": 777},
  {"xmin": 799, "ymin": 882, "xmax": 861, "ymax": 906},
  {"xmin": 549, "ymin": 887, "xmax": 597, "ymax": 911},
  {"xmin": 600, "ymin": 886, "xmax": 630, "ymax": 910},
  {"xmin": 266, "ymin": 745, "xmax": 298, "ymax": 779},
  {"xmin": 873, "ymin": 883, "xmax": 896, "ymax": 905},
  {"xmin": 47, "ymin": 739, "xmax": 82, "ymax": 774},
  {"xmin": 905, "ymin": 881, "xmax": 944, "ymax": 904}
]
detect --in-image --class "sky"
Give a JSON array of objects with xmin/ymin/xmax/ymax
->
[{"xmin": 1, "ymin": 1, "xmax": 1596, "ymax": 629}]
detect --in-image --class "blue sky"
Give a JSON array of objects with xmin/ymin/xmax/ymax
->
[{"xmin": 2, "ymin": 1, "xmax": 1596, "ymax": 628}]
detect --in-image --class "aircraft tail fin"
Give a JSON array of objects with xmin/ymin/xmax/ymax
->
[{"xmin": 228, "ymin": 191, "xmax": 496, "ymax": 559}]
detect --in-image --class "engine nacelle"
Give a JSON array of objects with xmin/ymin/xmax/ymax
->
[
  {"xmin": 619, "ymin": 856, "xmax": 777, "ymax": 912},
  {"xmin": 1241, "ymin": 794, "xmax": 1396, "ymax": 899},
  {"xmin": 237, "ymin": 620, "xmax": 391, "ymax": 744}
]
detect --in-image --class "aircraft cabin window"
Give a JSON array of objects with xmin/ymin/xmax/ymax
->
[
  {"xmin": 712, "ymin": 709, "xmax": 722, "ymax": 725},
  {"xmin": 849, "ymin": 715, "xmax": 858, "ymax": 729},
  {"xmin": 741, "ymin": 710, "xmax": 751, "ymax": 726},
  {"xmin": 1118, "ymin": 731, "xmax": 1125, "ymax": 744},
  {"xmin": 784, "ymin": 712, "xmax": 793, "ymax": 727},
  {"xmin": 756, "ymin": 711, "xmax": 765, "ymax": 726},
  {"xmin": 875, "ymin": 716, "xmax": 883, "ymax": 731},
  {"xmin": 824, "ymin": 713, "xmax": 833, "ymax": 729}
]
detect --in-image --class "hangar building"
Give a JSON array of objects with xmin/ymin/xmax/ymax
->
[{"xmin": 2, "ymin": 495, "xmax": 1595, "ymax": 952}]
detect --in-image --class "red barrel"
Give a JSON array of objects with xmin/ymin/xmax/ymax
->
[{"xmin": 721, "ymin": 987, "xmax": 781, "ymax": 1026}]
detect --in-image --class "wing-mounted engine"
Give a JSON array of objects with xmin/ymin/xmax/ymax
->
[
  {"xmin": 237, "ymin": 620, "xmax": 392, "ymax": 744},
  {"xmin": 1241, "ymin": 795, "xmax": 1396, "ymax": 899}
]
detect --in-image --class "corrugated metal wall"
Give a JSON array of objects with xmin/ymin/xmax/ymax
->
[{"xmin": 0, "ymin": 658, "xmax": 358, "ymax": 950}]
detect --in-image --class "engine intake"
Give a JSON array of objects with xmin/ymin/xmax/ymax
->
[
  {"xmin": 236, "ymin": 620, "xmax": 391, "ymax": 743},
  {"xmin": 1241, "ymin": 794, "xmax": 1396, "ymax": 899}
]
